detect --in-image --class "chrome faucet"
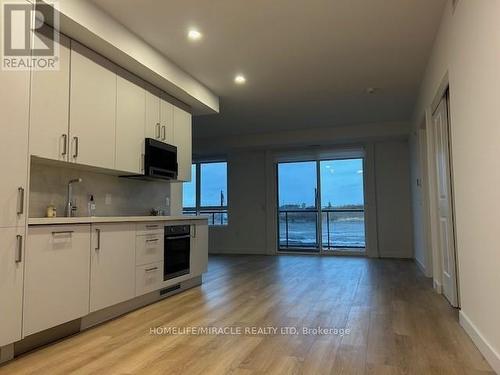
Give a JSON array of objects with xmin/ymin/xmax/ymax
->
[{"xmin": 66, "ymin": 178, "xmax": 82, "ymax": 217}]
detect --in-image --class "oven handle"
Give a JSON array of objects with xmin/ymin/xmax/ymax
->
[{"xmin": 165, "ymin": 234, "xmax": 190, "ymax": 240}]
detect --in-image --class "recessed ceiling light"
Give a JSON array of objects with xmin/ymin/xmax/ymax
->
[
  {"xmin": 234, "ymin": 74, "xmax": 246, "ymax": 84},
  {"xmin": 187, "ymin": 29, "xmax": 202, "ymax": 41},
  {"xmin": 365, "ymin": 87, "xmax": 379, "ymax": 94}
]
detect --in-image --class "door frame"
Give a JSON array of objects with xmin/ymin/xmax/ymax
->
[
  {"xmin": 426, "ymin": 85, "xmax": 460, "ymax": 307},
  {"xmin": 275, "ymin": 157, "xmax": 367, "ymax": 255}
]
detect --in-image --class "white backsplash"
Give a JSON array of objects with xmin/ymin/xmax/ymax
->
[{"xmin": 29, "ymin": 161, "xmax": 172, "ymax": 218}]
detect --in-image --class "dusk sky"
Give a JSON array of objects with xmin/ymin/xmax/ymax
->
[{"xmin": 184, "ymin": 159, "xmax": 364, "ymax": 209}]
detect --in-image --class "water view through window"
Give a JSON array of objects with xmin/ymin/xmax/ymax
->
[{"xmin": 278, "ymin": 158, "xmax": 365, "ymax": 251}]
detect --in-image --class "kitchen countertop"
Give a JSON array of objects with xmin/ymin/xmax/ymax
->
[{"xmin": 28, "ymin": 215, "xmax": 208, "ymax": 225}]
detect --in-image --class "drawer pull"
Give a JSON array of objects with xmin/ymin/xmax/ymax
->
[
  {"xmin": 146, "ymin": 238, "xmax": 159, "ymax": 243},
  {"xmin": 52, "ymin": 230, "xmax": 74, "ymax": 236},
  {"xmin": 145, "ymin": 266, "xmax": 159, "ymax": 273},
  {"xmin": 145, "ymin": 225, "xmax": 159, "ymax": 229}
]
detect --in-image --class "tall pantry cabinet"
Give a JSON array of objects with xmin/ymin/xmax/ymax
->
[{"xmin": 0, "ymin": 1, "xmax": 31, "ymax": 347}]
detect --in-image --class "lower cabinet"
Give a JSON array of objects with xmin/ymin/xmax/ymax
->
[
  {"xmin": 135, "ymin": 262, "xmax": 164, "ymax": 296},
  {"xmin": 90, "ymin": 223, "xmax": 136, "ymax": 312},
  {"xmin": 24, "ymin": 225, "xmax": 91, "ymax": 337},
  {"xmin": 191, "ymin": 222, "xmax": 208, "ymax": 276},
  {"xmin": 0, "ymin": 227, "xmax": 25, "ymax": 346}
]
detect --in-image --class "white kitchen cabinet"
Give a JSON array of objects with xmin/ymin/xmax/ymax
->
[
  {"xmin": 24, "ymin": 225, "xmax": 91, "ymax": 336},
  {"xmin": 29, "ymin": 31, "xmax": 71, "ymax": 162},
  {"xmin": 136, "ymin": 232, "xmax": 163, "ymax": 266},
  {"xmin": 136, "ymin": 262, "xmax": 164, "ymax": 296},
  {"xmin": 115, "ymin": 72, "xmax": 146, "ymax": 174},
  {"xmin": 0, "ymin": 56, "xmax": 30, "ymax": 229},
  {"xmin": 173, "ymin": 107, "xmax": 192, "ymax": 182},
  {"xmin": 160, "ymin": 94, "xmax": 174, "ymax": 144},
  {"xmin": 190, "ymin": 222, "xmax": 208, "ymax": 276},
  {"xmin": 69, "ymin": 41, "xmax": 117, "ymax": 170},
  {"xmin": 145, "ymin": 87, "xmax": 161, "ymax": 140},
  {"xmin": 90, "ymin": 223, "xmax": 136, "ymax": 312},
  {"xmin": 0, "ymin": 227, "xmax": 25, "ymax": 346}
]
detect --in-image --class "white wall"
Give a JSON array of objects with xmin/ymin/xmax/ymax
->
[
  {"xmin": 194, "ymin": 123, "xmax": 413, "ymax": 258},
  {"xmin": 374, "ymin": 140, "xmax": 413, "ymax": 258},
  {"xmin": 412, "ymin": 0, "xmax": 500, "ymax": 370}
]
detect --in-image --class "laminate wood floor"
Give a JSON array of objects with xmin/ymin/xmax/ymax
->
[{"xmin": 0, "ymin": 255, "xmax": 493, "ymax": 375}]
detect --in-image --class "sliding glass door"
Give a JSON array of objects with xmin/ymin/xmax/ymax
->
[
  {"xmin": 320, "ymin": 159, "xmax": 365, "ymax": 252},
  {"xmin": 278, "ymin": 158, "xmax": 365, "ymax": 254},
  {"xmin": 278, "ymin": 161, "xmax": 319, "ymax": 251}
]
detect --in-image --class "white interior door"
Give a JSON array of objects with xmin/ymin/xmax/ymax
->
[{"xmin": 432, "ymin": 94, "xmax": 458, "ymax": 307}]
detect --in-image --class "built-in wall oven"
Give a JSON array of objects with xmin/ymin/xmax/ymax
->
[{"xmin": 164, "ymin": 225, "xmax": 190, "ymax": 280}]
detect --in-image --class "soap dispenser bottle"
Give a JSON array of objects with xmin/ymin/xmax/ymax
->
[{"xmin": 88, "ymin": 195, "xmax": 96, "ymax": 217}]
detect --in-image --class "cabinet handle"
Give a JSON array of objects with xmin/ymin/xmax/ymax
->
[
  {"xmin": 15, "ymin": 235, "xmax": 23, "ymax": 263},
  {"xmin": 61, "ymin": 134, "xmax": 68, "ymax": 156},
  {"xmin": 156, "ymin": 123, "xmax": 161, "ymax": 139},
  {"xmin": 52, "ymin": 230, "xmax": 74, "ymax": 236},
  {"xmin": 146, "ymin": 238, "xmax": 159, "ymax": 243},
  {"xmin": 161, "ymin": 125, "xmax": 166, "ymax": 141},
  {"xmin": 17, "ymin": 187, "xmax": 24, "ymax": 215},
  {"xmin": 192, "ymin": 224, "xmax": 197, "ymax": 238},
  {"xmin": 95, "ymin": 228, "xmax": 101, "ymax": 250},
  {"xmin": 73, "ymin": 136, "xmax": 79, "ymax": 158},
  {"xmin": 145, "ymin": 266, "xmax": 158, "ymax": 273}
]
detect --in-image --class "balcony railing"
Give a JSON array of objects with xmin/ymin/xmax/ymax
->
[
  {"xmin": 183, "ymin": 207, "xmax": 228, "ymax": 226},
  {"xmin": 278, "ymin": 208, "xmax": 365, "ymax": 250}
]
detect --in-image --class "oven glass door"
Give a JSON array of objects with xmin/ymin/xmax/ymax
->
[{"xmin": 164, "ymin": 234, "xmax": 190, "ymax": 280}]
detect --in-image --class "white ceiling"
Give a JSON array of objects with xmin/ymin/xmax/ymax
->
[{"xmin": 90, "ymin": 0, "xmax": 447, "ymax": 138}]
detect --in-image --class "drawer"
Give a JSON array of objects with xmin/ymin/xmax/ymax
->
[
  {"xmin": 136, "ymin": 233, "xmax": 163, "ymax": 266},
  {"xmin": 136, "ymin": 262, "xmax": 163, "ymax": 296},
  {"xmin": 136, "ymin": 222, "xmax": 163, "ymax": 236}
]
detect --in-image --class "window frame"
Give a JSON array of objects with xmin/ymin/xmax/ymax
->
[{"xmin": 183, "ymin": 161, "xmax": 228, "ymax": 226}]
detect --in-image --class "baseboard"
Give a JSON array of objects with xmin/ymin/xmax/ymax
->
[
  {"xmin": 415, "ymin": 257, "xmax": 431, "ymax": 277},
  {"xmin": 459, "ymin": 310, "xmax": 500, "ymax": 374},
  {"xmin": 433, "ymin": 279, "xmax": 442, "ymax": 294}
]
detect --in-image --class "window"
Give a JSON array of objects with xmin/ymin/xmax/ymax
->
[{"xmin": 183, "ymin": 161, "xmax": 228, "ymax": 226}]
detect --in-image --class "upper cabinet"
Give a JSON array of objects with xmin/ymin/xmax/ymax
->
[
  {"xmin": 27, "ymin": 36, "xmax": 192, "ymax": 181},
  {"xmin": 0, "ymin": 49, "xmax": 30, "ymax": 229},
  {"xmin": 69, "ymin": 41, "xmax": 117, "ymax": 170},
  {"xmin": 115, "ymin": 70, "xmax": 146, "ymax": 174},
  {"xmin": 160, "ymin": 94, "xmax": 174, "ymax": 144},
  {"xmin": 173, "ymin": 107, "xmax": 192, "ymax": 182},
  {"xmin": 30, "ymin": 31, "xmax": 70, "ymax": 162},
  {"xmin": 145, "ymin": 87, "xmax": 161, "ymax": 141}
]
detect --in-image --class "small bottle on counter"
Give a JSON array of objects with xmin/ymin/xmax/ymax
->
[
  {"xmin": 46, "ymin": 205, "xmax": 57, "ymax": 218},
  {"xmin": 88, "ymin": 195, "xmax": 96, "ymax": 217}
]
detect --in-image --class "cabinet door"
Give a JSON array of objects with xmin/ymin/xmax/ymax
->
[
  {"xmin": 160, "ymin": 95, "xmax": 174, "ymax": 144},
  {"xmin": 115, "ymin": 72, "xmax": 146, "ymax": 174},
  {"xmin": 90, "ymin": 223, "xmax": 136, "ymax": 312},
  {"xmin": 173, "ymin": 107, "xmax": 192, "ymax": 182},
  {"xmin": 69, "ymin": 41, "xmax": 116, "ymax": 169},
  {"xmin": 145, "ymin": 88, "xmax": 161, "ymax": 140},
  {"xmin": 0, "ymin": 227, "xmax": 25, "ymax": 346},
  {"xmin": 30, "ymin": 31, "xmax": 70, "ymax": 162},
  {"xmin": 0, "ymin": 37, "xmax": 30, "ymax": 228},
  {"xmin": 190, "ymin": 222, "xmax": 208, "ymax": 276},
  {"xmin": 24, "ymin": 225, "xmax": 91, "ymax": 336}
]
